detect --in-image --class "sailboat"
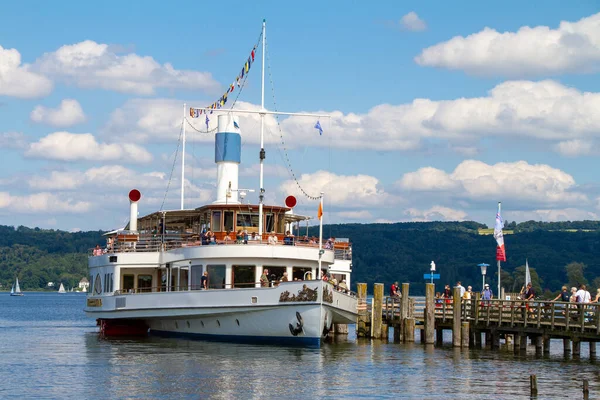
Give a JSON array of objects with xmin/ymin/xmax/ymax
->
[
  {"xmin": 10, "ymin": 277, "xmax": 24, "ymax": 296},
  {"xmin": 58, "ymin": 283, "xmax": 66, "ymax": 294}
]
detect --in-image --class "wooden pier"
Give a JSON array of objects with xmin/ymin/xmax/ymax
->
[{"xmin": 357, "ymin": 282, "xmax": 600, "ymax": 357}]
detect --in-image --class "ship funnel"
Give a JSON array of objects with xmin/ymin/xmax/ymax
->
[
  {"xmin": 128, "ymin": 189, "xmax": 141, "ymax": 231},
  {"xmin": 214, "ymin": 114, "xmax": 242, "ymax": 204}
]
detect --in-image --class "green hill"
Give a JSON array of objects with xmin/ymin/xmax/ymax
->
[{"xmin": 2, "ymin": 221, "xmax": 600, "ymax": 297}]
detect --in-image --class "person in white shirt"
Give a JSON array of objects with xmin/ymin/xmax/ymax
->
[
  {"xmin": 576, "ymin": 284, "xmax": 591, "ymax": 303},
  {"xmin": 268, "ymin": 232, "xmax": 278, "ymax": 245},
  {"xmin": 456, "ymin": 281, "xmax": 466, "ymax": 298}
]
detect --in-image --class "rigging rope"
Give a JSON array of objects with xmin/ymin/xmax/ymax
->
[
  {"xmin": 265, "ymin": 37, "xmax": 321, "ymax": 201},
  {"xmin": 161, "ymin": 120, "xmax": 184, "ymax": 211}
]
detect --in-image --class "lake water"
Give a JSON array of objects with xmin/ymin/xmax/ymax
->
[{"xmin": 1, "ymin": 293, "xmax": 598, "ymax": 399}]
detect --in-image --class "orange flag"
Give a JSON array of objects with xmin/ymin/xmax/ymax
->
[{"xmin": 318, "ymin": 202, "xmax": 323, "ymax": 220}]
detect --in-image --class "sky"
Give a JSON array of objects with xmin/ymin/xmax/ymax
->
[{"xmin": 2, "ymin": 0, "xmax": 600, "ymax": 231}]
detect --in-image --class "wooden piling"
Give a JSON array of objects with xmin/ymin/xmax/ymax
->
[
  {"xmin": 563, "ymin": 338, "xmax": 571, "ymax": 354},
  {"xmin": 371, "ymin": 283, "xmax": 384, "ymax": 339},
  {"xmin": 334, "ymin": 324, "xmax": 348, "ymax": 335},
  {"xmin": 583, "ymin": 379, "xmax": 589, "ymax": 400},
  {"xmin": 424, "ymin": 283, "xmax": 435, "ymax": 345},
  {"xmin": 530, "ymin": 374, "xmax": 538, "ymax": 397},
  {"xmin": 485, "ymin": 332, "xmax": 492, "ymax": 347},
  {"xmin": 452, "ymin": 287, "xmax": 462, "ymax": 347},
  {"xmin": 474, "ymin": 330, "xmax": 482, "ymax": 348},
  {"xmin": 393, "ymin": 325, "xmax": 401, "ymax": 343},
  {"xmin": 436, "ymin": 327, "xmax": 443, "ymax": 345},
  {"xmin": 513, "ymin": 334, "xmax": 521, "ymax": 354},
  {"xmin": 573, "ymin": 338, "xmax": 581, "ymax": 356},
  {"xmin": 461, "ymin": 322, "xmax": 469, "ymax": 348},
  {"xmin": 535, "ymin": 336, "xmax": 543, "ymax": 353},
  {"xmin": 401, "ymin": 283, "xmax": 410, "ymax": 338},
  {"xmin": 543, "ymin": 336, "xmax": 550, "ymax": 354},
  {"xmin": 404, "ymin": 318, "xmax": 415, "ymax": 342},
  {"xmin": 356, "ymin": 283, "xmax": 368, "ymax": 338},
  {"xmin": 520, "ymin": 335, "xmax": 527, "ymax": 351},
  {"xmin": 492, "ymin": 331, "xmax": 500, "ymax": 349},
  {"xmin": 590, "ymin": 341, "xmax": 596, "ymax": 357}
]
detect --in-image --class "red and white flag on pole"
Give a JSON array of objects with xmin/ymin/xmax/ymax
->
[{"xmin": 494, "ymin": 202, "xmax": 507, "ymax": 261}]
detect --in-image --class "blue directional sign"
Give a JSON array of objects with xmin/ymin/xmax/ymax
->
[{"xmin": 423, "ymin": 273, "xmax": 440, "ymax": 280}]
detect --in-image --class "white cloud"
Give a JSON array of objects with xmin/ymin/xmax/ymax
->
[
  {"xmin": 278, "ymin": 170, "xmax": 398, "ymax": 208},
  {"xmin": 0, "ymin": 192, "xmax": 90, "ymax": 213},
  {"xmin": 404, "ymin": 206, "xmax": 468, "ymax": 221},
  {"xmin": 26, "ymin": 132, "xmax": 152, "ymax": 163},
  {"xmin": 415, "ymin": 12, "xmax": 600, "ymax": 77},
  {"xmin": 397, "ymin": 160, "xmax": 587, "ymax": 205},
  {"xmin": 553, "ymin": 139, "xmax": 594, "ymax": 157},
  {"xmin": 400, "ymin": 12, "xmax": 427, "ymax": 32},
  {"xmin": 509, "ymin": 208, "xmax": 599, "ymax": 222},
  {"xmin": 33, "ymin": 40, "xmax": 220, "ymax": 95},
  {"xmin": 0, "ymin": 45, "xmax": 53, "ymax": 98},
  {"xmin": 30, "ymin": 99, "xmax": 86, "ymax": 127},
  {"xmin": 0, "ymin": 132, "xmax": 28, "ymax": 149}
]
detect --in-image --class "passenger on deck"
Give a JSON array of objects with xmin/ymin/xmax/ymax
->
[
  {"xmin": 93, "ymin": 245, "xmax": 103, "ymax": 256},
  {"xmin": 390, "ymin": 282, "xmax": 400, "ymax": 298},
  {"xmin": 284, "ymin": 230, "xmax": 294, "ymax": 245},
  {"xmin": 236, "ymin": 229, "xmax": 244, "ymax": 244},
  {"xmin": 201, "ymin": 271, "xmax": 208, "ymax": 290},
  {"xmin": 260, "ymin": 269, "xmax": 269, "ymax": 287},
  {"xmin": 338, "ymin": 279, "xmax": 348, "ymax": 292},
  {"xmin": 250, "ymin": 232, "xmax": 259, "ymax": 241},
  {"xmin": 268, "ymin": 232, "xmax": 278, "ymax": 245},
  {"xmin": 223, "ymin": 231, "xmax": 233, "ymax": 243},
  {"xmin": 594, "ymin": 288, "xmax": 600, "ymax": 303},
  {"xmin": 552, "ymin": 286, "xmax": 570, "ymax": 302},
  {"xmin": 281, "ymin": 272, "xmax": 289, "ymax": 282}
]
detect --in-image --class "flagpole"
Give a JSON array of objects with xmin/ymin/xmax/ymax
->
[
  {"xmin": 497, "ymin": 201, "xmax": 501, "ymax": 298},
  {"xmin": 318, "ymin": 192, "xmax": 324, "ymax": 279},
  {"xmin": 181, "ymin": 102, "xmax": 186, "ymax": 210},
  {"xmin": 258, "ymin": 19, "xmax": 266, "ymax": 238}
]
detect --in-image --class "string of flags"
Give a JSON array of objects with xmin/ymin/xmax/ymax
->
[{"xmin": 190, "ymin": 45, "xmax": 257, "ymax": 118}]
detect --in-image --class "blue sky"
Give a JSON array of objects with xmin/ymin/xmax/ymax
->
[{"xmin": 2, "ymin": 1, "xmax": 600, "ymax": 231}]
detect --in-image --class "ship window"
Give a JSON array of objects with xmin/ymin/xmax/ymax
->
[
  {"xmin": 138, "ymin": 275, "xmax": 152, "ymax": 293},
  {"xmin": 264, "ymin": 266, "xmax": 286, "ymax": 283},
  {"xmin": 191, "ymin": 265, "xmax": 203, "ymax": 290},
  {"xmin": 207, "ymin": 264, "xmax": 226, "ymax": 289},
  {"xmin": 109, "ymin": 273, "xmax": 113, "ymax": 293},
  {"xmin": 264, "ymin": 213, "xmax": 274, "ymax": 233},
  {"xmin": 293, "ymin": 267, "xmax": 312, "ymax": 281},
  {"xmin": 103, "ymin": 273, "xmax": 107, "ymax": 292},
  {"xmin": 236, "ymin": 212, "xmax": 259, "ymax": 229},
  {"xmin": 233, "ymin": 265, "xmax": 255, "ymax": 288},
  {"xmin": 211, "ymin": 211, "xmax": 222, "ymax": 232},
  {"xmin": 123, "ymin": 275, "xmax": 134, "ymax": 293},
  {"xmin": 224, "ymin": 211, "xmax": 234, "ymax": 232}
]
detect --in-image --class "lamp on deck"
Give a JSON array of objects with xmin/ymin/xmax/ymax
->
[{"xmin": 478, "ymin": 263, "xmax": 489, "ymax": 291}]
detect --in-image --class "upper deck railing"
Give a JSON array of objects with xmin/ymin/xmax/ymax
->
[{"xmin": 90, "ymin": 233, "xmax": 352, "ymax": 261}]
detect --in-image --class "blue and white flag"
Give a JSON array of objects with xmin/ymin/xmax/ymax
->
[{"xmin": 314, "ymin": 120, "xmax": 323, "ymax": 136}]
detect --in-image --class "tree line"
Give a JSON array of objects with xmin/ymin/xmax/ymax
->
[{"xmin": 2, "ymin": 221, "xmax": 600, "ymax": 297}]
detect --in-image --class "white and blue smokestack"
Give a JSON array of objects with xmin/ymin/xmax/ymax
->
[{"xmin": 214, "ymin": 114, "xmax": 241, "ymax": 204}]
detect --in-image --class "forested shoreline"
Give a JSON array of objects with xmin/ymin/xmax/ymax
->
[{"xmin": 2, "ymin": 221, "xmax": 600, "ymax": 296}]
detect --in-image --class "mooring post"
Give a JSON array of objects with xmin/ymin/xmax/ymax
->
[
  {"xmin": 530, "ymin": 374, "xmax": 538, "ymax": 397},
  {"xmin": 401, "ymin": 283, "xmax": 410, "ymax": 339},
  {"xmin": 372, "ymin": 283, "xmax": 384, "ymax": 339},
  {"xmin": 425, "ymin": 283, "xmax": 435, "ymax": 345},
  {"xmin": 461, "ymin": 322, "xmax": 469, "ymax": 348},
  {"xmin": 452, "ymin": 286, "xmax": 462, "ymax": 347},
  {"xmin": 404, "ymin": 317, "xmax": 415, "ymax": 342},
  {"xmin": 583, "ymin": 379, "xmax": 589, "ymax": 400},
  {"xmin": 356, "ymin": 283, "xmax": 368, "ymax": 338}
]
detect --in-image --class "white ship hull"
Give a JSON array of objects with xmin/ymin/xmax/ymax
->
[{"xmin": 86, "ymin": 280, "xmax": 356, "ymax": 346}]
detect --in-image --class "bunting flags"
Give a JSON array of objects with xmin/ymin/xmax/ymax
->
[
  {"xmin": 314, "ymin": 121, "xmax": 323, "ymax": 136},
  {"xmin": 189, "ymin": 44, "xmax": 258, "ymax": 119}
]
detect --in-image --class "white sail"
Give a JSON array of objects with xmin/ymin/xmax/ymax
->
[
  {"xmin": 58, "ymin": 283, "xmax": 66, "ymax": 293},
  {"xmin": 10, "ymin": 278, "xmax": 23, "ymax": 296}
]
